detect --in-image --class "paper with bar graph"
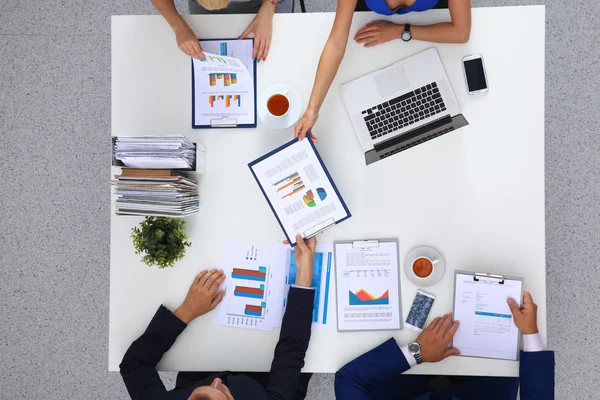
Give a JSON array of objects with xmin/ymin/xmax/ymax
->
[
  {"xmin": 192, "ymin": 39, "xmax": 255, "ymax": 127},
  {"xmin": 248, "ymin": 138, "xmax": 351, "ymax": 247},
  {"xmin": 214, "ymin": 240, "xmax": 286, "ymax": 331},
  {"xmin": 334, "ymin": 240, "xmax": 402, "ymax": 331}
]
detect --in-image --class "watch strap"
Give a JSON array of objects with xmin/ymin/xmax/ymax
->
[{"xmin": 404, "ymin": 23, "xmax": 411, "ymax": 33}]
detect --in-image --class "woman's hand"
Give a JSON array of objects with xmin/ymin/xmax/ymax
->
[
  {"xmin": 294, "ymin": 108, "xmax": 319, "ymax": 142},
  {"xmin": 174, "ymin": 22, "xmax": 205, "ymax": 60},
  {"xmin": 354, "ymin": 20, "xmax": 403, "ymax": 48},
  {"xmin": 239, "ymin": 1, "xmax": 275, "ymax": 62}
]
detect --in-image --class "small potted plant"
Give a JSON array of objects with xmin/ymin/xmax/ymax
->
[{"xmin": 131, "ymin": 216, "xmax": 192, "ymax": 269}]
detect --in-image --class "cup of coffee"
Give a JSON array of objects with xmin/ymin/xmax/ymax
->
[
  {"xmin": 267, "ymin": 92, "xmax": 290, "ymax": 118},
  {"xmin": 412, "ymin": 256, "xmax": 438, "ymax": 279}
]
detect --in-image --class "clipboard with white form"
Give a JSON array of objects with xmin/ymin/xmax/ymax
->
[
  {"xmin": 452, "ymin": 270, "xmax": 524, "ymax": 361},
  {"xmin": 334, "ymin": 239, "xmax": 402, "ymax": 332},
  {"xmin": 191, "ymin": 38, "xmax": 257, "ymax": 129},
  {"xmin": 248, "ymin": 138, "xmax": 351, "ymax": 247}
]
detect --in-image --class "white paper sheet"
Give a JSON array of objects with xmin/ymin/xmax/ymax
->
[
  {"xmin": 214, "ymin": 241, "xmax": 286, "ymax": 331},
  {"xmin": 334, "ymin": 241, "xmax": 402, "ymax": 331},
  {"xmin": 192, "ymin": 39, "xmax": 255, "ymax": 126},
  {"xmin": 249, "ymin": 139, "xmax": 350, "ymax": 246},
  {"xmin": 452, "ymin": 273, "xmax": 522, "ymax": 360}
]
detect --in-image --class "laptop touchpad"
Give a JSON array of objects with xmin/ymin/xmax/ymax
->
[{"xmin": 374, "ymin": 67, "xmax": 409, "ymax": 98}]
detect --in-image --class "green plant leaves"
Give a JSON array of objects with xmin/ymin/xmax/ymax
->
[{"xmin": 131, "ymin": 216, "xmax": 192, "ymax": 269}]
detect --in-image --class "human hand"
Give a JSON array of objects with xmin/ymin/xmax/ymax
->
[
  {"xmin": 416, "ymin": 313, "xmax": 461, "ymax": 363},
  {"xmin": 294, "ymin": 109, "xmax": 319, "ymax": 142},
  {"xmin": 174, "ymin": 23, "xmax": 205, "ymax": 60},
  {"xmin": 239, "ymin": 1, "xmax": 275, "ymax": 62},
  {"xmin": 354, "ymin": 20, "xmax": 403, "ymax": 48},
  {"xmin": 174, "ymin": 269, "xmax": 226, "ymax": 324},
  {"xmin": 292, "ymin": 234, "xmax": 317, "ymax": 287},
  {"xmin": 507, "ymin": 291, "xmax": 539, "ymax": 335}
]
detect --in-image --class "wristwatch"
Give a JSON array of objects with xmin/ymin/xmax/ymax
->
[
  {"xmin": 401, "ymin": 24, "xmax": 412, "ymax": 42},
  {"xmin": 408, "ymin": 341, "xmax": 423, "ymax": 364}
]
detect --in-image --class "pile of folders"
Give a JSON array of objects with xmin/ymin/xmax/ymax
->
[{"xmin": 110, "ymin": 169, "xmax": 199, "ymax": 217}]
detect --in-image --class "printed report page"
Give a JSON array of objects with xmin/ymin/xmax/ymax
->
[{"xmin": 453, "ymin": 273, "xmax": 522, "ymax": 360}]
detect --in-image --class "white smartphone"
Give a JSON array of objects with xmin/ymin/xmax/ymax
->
[
  {"xmin": 462, "ymin": 54, "xmax": 489, "ymax": 95},
  {"xmin": 405, "ymin": 289, "xmax": 436, "ymax": 332}
]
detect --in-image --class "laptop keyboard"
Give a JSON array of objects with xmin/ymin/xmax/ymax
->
[{"xmin": 361, "ymin": 82, "xmax": 447, "ymax": 140}]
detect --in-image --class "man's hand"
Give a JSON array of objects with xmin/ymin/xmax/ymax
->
[
  {"xmin": 294, "ymin": 109, "xmax": 319, "ymax": 142},
  {"xmin": 292, "ymin": 234, "xmax": 317, "ymax": 287},
  {"xmin": 507, "ymin": 291, "xmax": 539, "ymax": 334},
  {"xmin": 174, "ymin": 269, "xmax": 226, "ymax": 324},
  {"xmin": 416, "ymin": 313, "xmax": 460, "ymax": 363},
  {"xmin": 174, "ymin": 22, "xmax": 205, "ymax": 60},
  {"xmin": 239, "ymin": 1, "xmax": 275, "ymax": 62},
  {"xmin": 354, "ymin": 20, "xmax": 403, "ymax": 48}
]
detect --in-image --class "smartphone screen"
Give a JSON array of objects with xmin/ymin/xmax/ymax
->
[
  {"xmin": 406, "ymin": 291, "xmax": 435, "ymax": 330},
  {"xmin": 464, "ymin": 57, "xmax": 487, "ymax": 92}
]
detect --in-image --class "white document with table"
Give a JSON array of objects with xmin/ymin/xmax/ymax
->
[
  {"xmin": 452, "ymin": 271, "xmax": 523, "ymax": 360},
  {"xmin": 248, "ymin": 138, "xmax": 351, "ymax": 246},
  {"xmin": 334, "ymin": 240, "xmax": 402, "ymax": 331}
]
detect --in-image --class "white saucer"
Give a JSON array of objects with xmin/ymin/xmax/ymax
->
[
  {"xmin": 258, "ymin": 84, "xmax": 302, "ymax": 129},
  {"xmin": 404, "ymin": 246, "xmax": 446, "ymax": 287}
]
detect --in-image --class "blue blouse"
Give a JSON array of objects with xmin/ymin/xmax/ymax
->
[{"xmin": 365, "ymin": 0, "xmax": 439, "ymax": 15}]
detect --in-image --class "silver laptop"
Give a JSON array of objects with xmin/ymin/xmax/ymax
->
[{"xmin": 340, "ymin": 48, "xmax": 468, "ymax": 165}]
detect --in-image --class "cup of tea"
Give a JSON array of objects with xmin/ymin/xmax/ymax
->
[
  {"xmin": 267, "ymin": 91, "xmax": 290, "ymax": 118},
  {"xmin": 412, "ymin": 256, "xmax": 439, "ymax": 279}
]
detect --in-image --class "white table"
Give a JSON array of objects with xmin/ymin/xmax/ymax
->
[{"xmin": 110, "ymin": 6, "xmax": 546, "ymax": 376}]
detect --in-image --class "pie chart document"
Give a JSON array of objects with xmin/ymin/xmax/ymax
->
[{"xmin": 248, "ymin": 138, "xmax": 351, "ymax": 246}]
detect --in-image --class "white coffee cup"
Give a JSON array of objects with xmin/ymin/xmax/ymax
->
[{"xmin": 412, "ymin": 256, "xmax": 439, "ymax": 279}]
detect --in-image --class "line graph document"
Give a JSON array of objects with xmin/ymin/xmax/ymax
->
[
  {"xmin": 452, "ymin": 273, "xmax": 523, "ymax": 360},
  {"xmin": 334, "ymin": 241, "xmax": 401, "ymax": 332},
  {"xmin": 249, "ymin": 139, "xmax": 350, "ymax": 246}
]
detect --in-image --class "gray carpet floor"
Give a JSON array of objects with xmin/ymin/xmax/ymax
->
[{"xmin": 1, "ymin": 0, "xmax": 598, "ymax": 399}]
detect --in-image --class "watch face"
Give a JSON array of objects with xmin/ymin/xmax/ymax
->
[
  {"xmin": 401, "ymin": 32, "xmax": 411, "ymax": 42},
  {"xmin": 409, "ymin": 342, "xmax": 420, "ymax": 353}
]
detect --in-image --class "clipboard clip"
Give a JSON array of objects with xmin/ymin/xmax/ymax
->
[
  {"xmin": 473, "ymin": 272, "xmax": 505, "ymax": 284},
  {"xmin": 210, "ymin": 116, "xmax": 238, "ymax": 128},
  {"xmin": 352, "ymin": 240, "xmax": 380, "ymax": 249},
  {"xmin": 303, "ymin": 218, "xmax": 335, "ymax": 239}
]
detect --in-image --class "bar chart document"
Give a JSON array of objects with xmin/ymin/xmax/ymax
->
[
  {"xmin": 248, "ymin": 138, "xmax": 351, "ymax": 246},
  {"xmin": 192, "ymin": 39, "xmax": 256, "ymax": 127},
  {"xmin": 452, "ymin": 272, "xmax": 523, "ymax": 360},
  {"xmin": 214, "ymin": 240, "xmax": 285, "ymax": 331},
  {"xmin": 334, "ymin": 240, "xmax": 402, "ymax": 331}
]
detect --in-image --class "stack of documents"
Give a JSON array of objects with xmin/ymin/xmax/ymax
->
[
  {"xmin": 114, "ymin": 135, "xmax": 196, "ymax": 170},
  {"xmin": 110, "ymin": 170, "xmax": 199, "ymax": 217}
]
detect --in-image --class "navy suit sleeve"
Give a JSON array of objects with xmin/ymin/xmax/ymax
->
[
  {"xmin": 266, "ymin": 287, "xmax": 315, "ymax": 400},
  {"xmin": 119, "ymin": 306, "xmax": 187, "ymax": 400},
  {"xmin": 335, "ymin": 338, "xmax": 411, "ymax": 399},
  {"xmin": 519, "ymin": 350, "xmax": 555, "ymax": 400}
]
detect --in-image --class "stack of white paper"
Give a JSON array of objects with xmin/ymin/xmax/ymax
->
[
  {"xmin": 110, "ymin": 174, "xmax": 199, "ymax": 217},
  {"xmin": 114, "ymin": 135, "xmax": 196, "ymax": 170}
]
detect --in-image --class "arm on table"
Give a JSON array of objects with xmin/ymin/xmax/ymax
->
[
  {"xmin": 294, "ymin": 0, "xmax": 357, "ymax": 140},
  {"xmin": 152, "ymin": 0, "xmax": 205, "ymax": 59},
  {"xmin": 335, "ymin": 338, "xmax": 412, "ymax": 399},
  {"xmin": 266, "ymin": 286, "xmax": 316, "ymax": 400},
  {"xmin": 119, "ymin": 306, "xmax": 187, "ymax": 400},
  {"xmin": 411, "ymin": 0, "xmax": 471, "ymax": 43}
]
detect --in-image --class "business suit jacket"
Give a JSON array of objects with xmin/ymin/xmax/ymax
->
[
  {"xmin": 335, "ymin": 338, "xmax": 555, "ymax": 400},
  {"xmin": 120, "ymin": 287, "xmax": 315, "ymax": 400}
]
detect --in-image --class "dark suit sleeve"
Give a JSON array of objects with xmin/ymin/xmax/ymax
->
[
  {"xmin": 119, "ymin": 306, "xmax": 187, "ymax": 400},
  {"xmin": 266, "ymin": 287, "xmax": 315, "ymax": 400},
  {"xmin": 519, "ymin": 350, "xmax": 555, "ymax": 400},
  {"xmin": 335, "ymin": 338, "xmax": 411, "ymax": 399}
]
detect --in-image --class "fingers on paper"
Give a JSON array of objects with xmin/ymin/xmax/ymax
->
[{"xmin": 211, "ymin": 290, "xmax": 226, "ymax": 309}]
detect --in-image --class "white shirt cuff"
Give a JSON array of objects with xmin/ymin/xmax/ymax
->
[
  {"xmin": 291, "ymin": 284, "xmax": 315, "ymax": 290},
  {"xmin": 522, "ymin": 333, "xmax": 546, "ymax": 352},
  {"xmin": 400, "ymin": 345, "xmax": 418, "ymax": 368}
]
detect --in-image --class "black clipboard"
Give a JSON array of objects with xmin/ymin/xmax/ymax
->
[
  {"xmin": 248, "ymin": 138, "xmax": 352, "ymax": 247},
  {"xmin": 191, "ymin": 38, "xmax": 257, "ymax": 129}
]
